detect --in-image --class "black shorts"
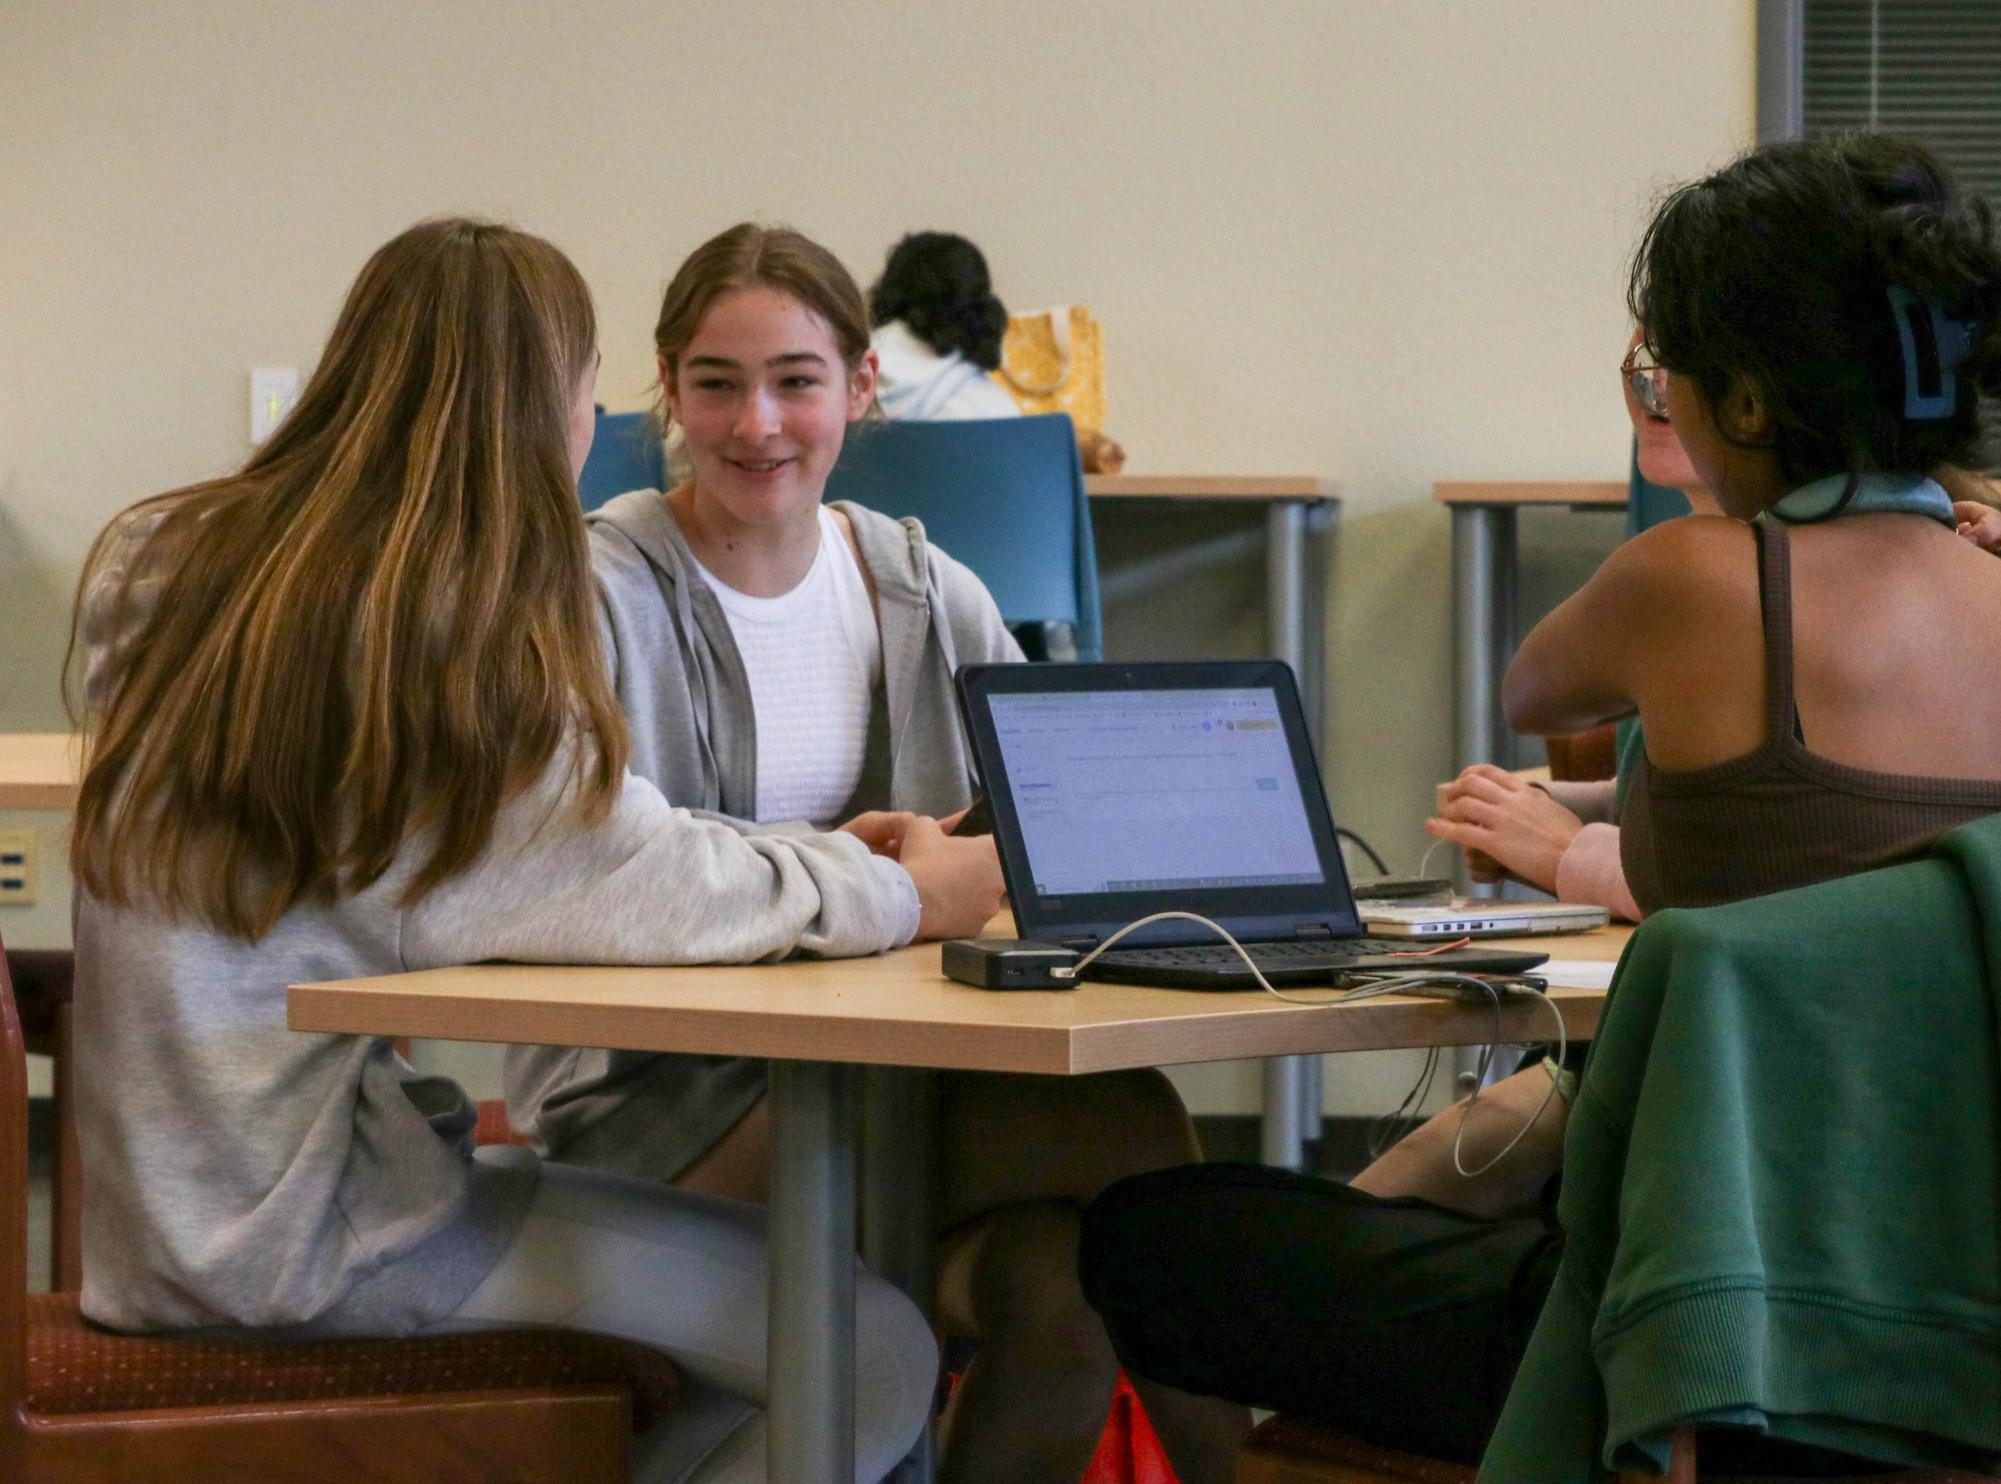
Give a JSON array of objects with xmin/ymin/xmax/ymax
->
[{"xmin": 1078, "ymin": 1163, "xmax": 1560, "ymax": 1463}]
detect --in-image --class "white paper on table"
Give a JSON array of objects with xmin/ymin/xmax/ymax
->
[{"xmin": 1536, "ymin": 960, "xmax": 1619, "ymax": 991}]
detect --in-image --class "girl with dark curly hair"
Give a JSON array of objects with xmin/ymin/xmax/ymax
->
[{"xmin": 869, "ymin": 231, "xmax": 1022, "ymax": 420}]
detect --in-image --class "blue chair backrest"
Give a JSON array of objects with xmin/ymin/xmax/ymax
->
[
  {"xmin": 1625, "ymin": 434, "xmax": 1691, "ymax": 537},
  {"xmin": 823, "ymin": 413, "xmax": 1102, "ymax": 661},
  {"xmin": 578, "ymin": 409, "xmax": 666, "ymax": 513}
]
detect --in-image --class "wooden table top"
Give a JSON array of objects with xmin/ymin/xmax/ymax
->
[
  {"xmin": 1432, "ymin": 480, "xmax": 1627, "ymax": 508},
  {"xmin": 0, "ymin": 733, "xmax": 86, "ymax": 811},
  {"xmin": 1086, "ymin": 475, "xmax": 1334, "ymax": 503},
  {"xmin": 290, "ymin": 924, "xmax": 1628, "ymax": 1077}
]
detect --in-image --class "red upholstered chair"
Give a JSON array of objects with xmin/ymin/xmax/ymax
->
[
  {"xmin": 1, "ymin": 939, "xmax": 680, "ymax": 1484},
  {"xmin": 1544, "ymin": 724, "xmax": 1619, "ymax": 784},
  {"xmin": 9, "ymin": 949, "xmax": 79, "ymax": 1290},
  {"xmin": 1232, "ymin": 1419, "xmax": 1981, "ymax": 1482},
  {"xmin": 475, "ymin": 1098, "xmax": 535, "ymax": 1148}
]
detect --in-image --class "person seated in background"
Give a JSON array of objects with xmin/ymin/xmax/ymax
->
[
  {"xmin": 65, "ymin": 217, "xmax": 988, "ymax": 1484},
  {"xmin": 868, "ymin": 230, "xmax": 1023, "ymax": 421},
  {"xmin": 504, "ymin": 222, "xmax": 1245, "ymax": 1484},
  {"xmin": 1080, "ymin": 131, "xmax": 2001, "ymax": 1469}
]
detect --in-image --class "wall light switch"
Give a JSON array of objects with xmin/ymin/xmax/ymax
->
[
  {"xmin": 0, "ymin": 829, "xmax": 36, "ymax": 907},
  {"xmin": 250, "ymin": 367, "xmax": 301, "ymax": 444}
]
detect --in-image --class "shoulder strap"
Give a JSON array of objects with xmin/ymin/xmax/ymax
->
[{"xmin": 1754, "ymin": 519, "xmax": 1798, "ymax": 743}]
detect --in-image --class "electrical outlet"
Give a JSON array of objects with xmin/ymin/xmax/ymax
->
[{"xmin": 0, "ymin": 829, "xmax": 35, "ymax": 907}]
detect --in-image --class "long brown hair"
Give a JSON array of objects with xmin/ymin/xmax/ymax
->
[{"xmin": 69, "ymin": 218, "xmax": 627, "ymax": 940}]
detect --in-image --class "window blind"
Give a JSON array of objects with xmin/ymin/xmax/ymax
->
[{"xmin": 1803, "ymin": 0, "xmax": 2001, "ymax": 203}]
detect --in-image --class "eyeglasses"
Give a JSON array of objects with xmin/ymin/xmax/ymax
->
[{"xmin": 1621, "ymin": 343, "xmax": 1670, "ymax": 421}]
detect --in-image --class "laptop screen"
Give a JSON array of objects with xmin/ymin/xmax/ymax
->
[
  {"xmin": 987, "ymin": 687, "xmax": 1324, "ymax": 896},
  {"xmin": 958, "ymin": 661, "xmax": 1361, "ymax": 947}
]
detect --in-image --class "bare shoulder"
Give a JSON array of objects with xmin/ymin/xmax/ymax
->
[
  {"xmin": 1591, "ymin": 514, "xmax": 1759, "ymax": 617},
  {"xmin": 1605, "ymin": 513, "xmax": 1754, "ymax": 574}
]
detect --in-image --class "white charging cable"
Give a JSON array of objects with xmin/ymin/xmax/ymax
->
[
  {"xmin": 1050, "ymin": 909, "xmax": 1569, "ymax": 1180},
  {"xmin": 1415, "ymin": 836, "xmax": 1453, "ymax": 881}
]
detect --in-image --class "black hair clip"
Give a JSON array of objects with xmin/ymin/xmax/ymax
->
[{"xmin": 1888, "ymin": 285, "xmax": 1973, "ymax": 420}]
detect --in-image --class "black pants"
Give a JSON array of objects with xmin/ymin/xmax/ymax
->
[
  {"xmin": 1077, "ymin": 1163, "xmax": 1561, "ymax": 1464},
  {"xmin": 1080, "ymin": 1164, "xmax": 1907, "ymax": 1475}
]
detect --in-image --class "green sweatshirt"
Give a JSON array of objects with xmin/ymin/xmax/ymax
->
[{"xmin": 1481, "ymin": 812, "xmax": 2001, "ymax": 1480}]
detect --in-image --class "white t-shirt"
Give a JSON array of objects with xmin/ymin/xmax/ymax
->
[
  {"xmin": 872, "ymin": 319, "xmax": 1022, "ymax": 422},
  {"xmin": 693, "ymin": 504, "xmax": 884, "ymax": 826}
]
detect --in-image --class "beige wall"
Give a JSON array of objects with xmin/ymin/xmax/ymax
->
[{"xmin": 0, "ymin": 1, "xmax": 1754, "ymax": 1111}]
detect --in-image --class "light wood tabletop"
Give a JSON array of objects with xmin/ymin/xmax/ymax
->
[
  {"xmin": 1086, "ymin": 474, "xmax": 1334, "ymax": 502},
  {"xmin": 290, "ymin": 924, "xmax": 1627, "ymax": 1076},
  {"xmin": 1432, "ymin": 480, "xmax": 1626, "ymax": 508},
  {"xmin": 290, "ymin": 913, "xmax": 1625, "ymax": 1479},
  {"xmin": 0, "ymin": 733, "xmax": 86, "ymax": 811}
]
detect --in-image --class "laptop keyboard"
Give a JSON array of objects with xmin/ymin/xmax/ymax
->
[{"xmin": 1099, "ymin": 938, "xmax": 1406, "ymax": 967}]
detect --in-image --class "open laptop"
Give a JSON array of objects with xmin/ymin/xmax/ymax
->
[
  {"xmin": 955, "ymin": 661, "xmax": 1547, "ymax": 989},
  {"xmin": 1358, "ymin": 898, "xmax": 1607, "ymax": 939}
]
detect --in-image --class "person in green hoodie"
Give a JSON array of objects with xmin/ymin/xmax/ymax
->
[
  {"xmin": 504, "ymin": 223, "xmax": 1245, "ymax": 1484},
  {"xmin": 1081, "ymin": 132, "xmax": 2001, "ymax": 1471}
]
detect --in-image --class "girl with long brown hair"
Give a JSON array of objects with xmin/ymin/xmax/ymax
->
[
  {"xmin": 68, "ymin": 217, "xmax": 995, "ymax": 1483},
  {"xmin": 502, "ymin": 223, "xmax": 1247, "ymax": 1484}
]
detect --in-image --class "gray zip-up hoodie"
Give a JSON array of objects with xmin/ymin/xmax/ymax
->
[
  {"xmin": 503, "ymin": 490, "xmax": 1022, "ymax": 1180},
  {"xmin": 73, "ymin": 514, "xmax": 919, "ymax": 1336}
]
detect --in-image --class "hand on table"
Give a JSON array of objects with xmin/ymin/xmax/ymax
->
[
  {"xmin": 898, "ymin": 817, "xmax": 1005, "ymax": 940},
  {"xmin": 839, "ymin": 810, "xmax": 921, "ymax": 858},
  {"xmin": 839, "ymin": 806, "xmax": 974, "ymax": 859},
  {"xmin": 1954, "ymin": 500, "xmax": 2001, "ymax": 553},
  {"xmin": 1425, "ymin": 763, "xmax": 1582, "ymax": 894}
]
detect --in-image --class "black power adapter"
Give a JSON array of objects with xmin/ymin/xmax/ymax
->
[{"xmin": 942, "ymin": 938, "xmax": 1082, "ymax": 990}]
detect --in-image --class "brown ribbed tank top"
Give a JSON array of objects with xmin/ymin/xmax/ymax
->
[{"xmin": 1620, "ymin": 519, "xmax": 2001, "ymax": 914}]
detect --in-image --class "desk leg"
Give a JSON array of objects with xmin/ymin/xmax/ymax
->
[
  {"xmin": 1450, "ymin": 504, "xmax": 1517, "ymax": 878},
  {"xmin": 769, "ymin": 1059, "xmax": 858, "ymax": 1480},
  {"xmin": 861, "ymin": 1067, "xmax": 939, "ymax": 1484},
  {"xmin": 1261, "ymin": 1056, "xmax": 1306, "ymax": 1170},
  {"xmin": 1450, "ymin": 503, "xmax": 1515, "ymax": 775},
  {"xmin": 1300, "ymin": 1053, "xmax": 1323, "ymax": 1147},
  {"xmin": 1450, "ymin": 505, "xmax": 1516, "ymax": 1089},
  {"xmin": 1266, "ymin": 502, "xmax": 1321, "ymax": 748},
  {"xmin": 1266, "ymin": 500, "xmax": 1321, "ymax": 1173}
]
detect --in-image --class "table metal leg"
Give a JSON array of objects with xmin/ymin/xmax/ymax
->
[
  {"xmin": 1265, "ymin": 500, "xmax": 1324, "ymax": 1172},
  {"xmin": 860, "ymin": 1067, "xmax": 939, "ymax": 1484},
  {"xmin": 1300, "ymin": 1053, "xmax": 1323, "ymax": 1147},
  {"xmin": 769, "ymin": 1059, "xmax": 858, "ymax": 1480},
  {"xmin": 1261, "ymin": 1055, "xmax": 1306, "ymax": 1170},
  {"xmin": 1266, "ymin": 501, "xmax": 1318, "ymax": 747},
  {"xmin": 1450, "ymin": 503, "xmax": 1515, "ymax": 777},
  {"xmin": 1449, "ymin": 505, "xmax": 1517, "ymax": 1087}
]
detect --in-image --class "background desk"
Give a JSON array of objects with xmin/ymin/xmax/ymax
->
[
  {"xmin": 1432, "ymin": 482, "xmax": 1625, "ymax": 782},
  {"xmin": 0, "ymin": 734, "xmax": 84, "ymax": 810},
  {"xmin": 1087, "ymin": 475, "xmax": 1336, "ymax": 748},
  {"xmin": 291, "ymin": 926, "xmax": 1624, "ymax": 1482}
]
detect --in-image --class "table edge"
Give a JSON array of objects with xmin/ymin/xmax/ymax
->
[{"xmin": 1432, "ymin": 480, "xmax": 1627, "ymax": 508}]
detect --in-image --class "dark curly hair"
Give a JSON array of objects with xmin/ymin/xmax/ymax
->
[
  {"xmin": 869, "ymin": 231, "xmax": 1008, "ymax": 371},
  {"xmin": 1630, "ymin": 133, "xmax": 2001, "ymax": 491}
]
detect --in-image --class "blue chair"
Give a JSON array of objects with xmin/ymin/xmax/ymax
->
[
  {"xmin": 824, "ymin": 413, "xmax": 1103, "ymax": 661},
  {"xmin": 578, "ymin": 408, "xmax": 666, "ymax": 513}
]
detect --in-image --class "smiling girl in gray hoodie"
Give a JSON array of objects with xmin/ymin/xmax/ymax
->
[{"xmin": 503, "ymin": 224, "xmax": 1246, "ymax": 1484}]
